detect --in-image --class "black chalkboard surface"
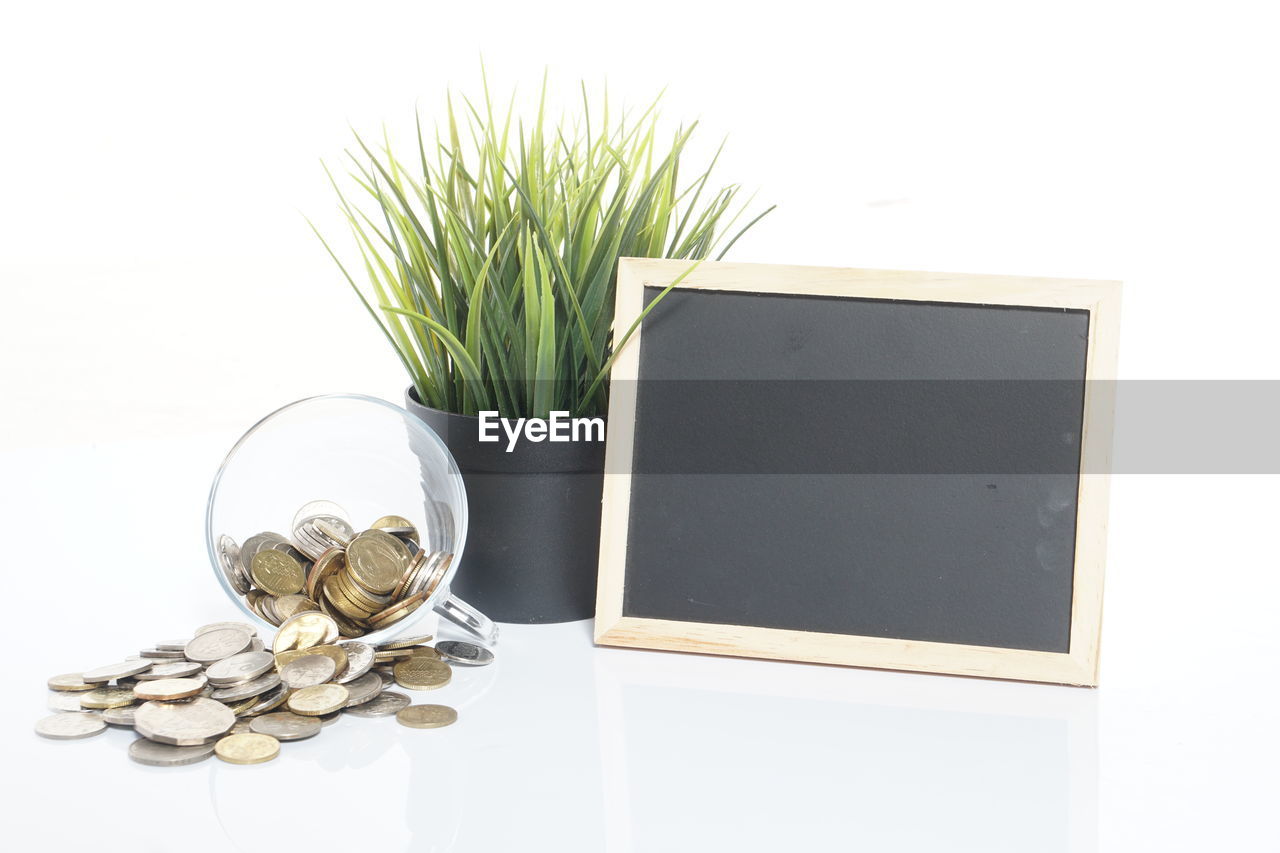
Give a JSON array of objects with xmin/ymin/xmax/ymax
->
[{"xmin": 595, "ymin": 260, "xmax": 1120, "ymax": 685}]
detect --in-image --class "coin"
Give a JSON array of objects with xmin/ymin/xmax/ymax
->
[
  {"xmin": 346, "ymin": 530, "xmax": 410, "ymax": 594},
  {"xmin": 368, "ymin": 592, "xmax": 427, "ymax": 629},
  {"xmin": 334, "ymin": 641, "xmax": 374, "ymax": 684},
  {"xmin": 82, "ymin": 660, "xmax": 154, "ymax": 683},
  {"xmin": 239, "ymin": 683, "xmax": 290, "ymax": 717},
  {"xmin": 393, "ymin": 657, "xmax": 452, "ymax": 691},
  {"xmin": 135, "ymin": 660, "xmax": 202, "ymax": 680},
  {"xmin": 128, "ymin": 738, "xmax": 217, "ymax": 767},
  {"xmin": 210, "ymin": 672, "xmax": 281, "ymax": 702},
  {"xmin": 48, "ymin": 692, "xmax": 92, "ymax": 712},
  {"xmin": 279, "ymin": 654, "xmax": 337, "ymax": 689},
  {"xmin": 35, "ymin": 713, "xmax": 108, "ymax": 740},
  {"xmin": 271, "ymin": 594, "xmax": 319, "ymax": 622},
  {"xmin": 215, "ymin": 732, "xmax": 280, "ymax": 765},
  {"xmin": 217, "ymin": 534, "xmax": 252, "ymax": 595},
  {"xmin": 374, "ymin": 648, "xmax": 413, "ymax": 662},
  {"xmin": 195, "ymin": 621, "xmax": 259, "ymax": 637},
  {"xmin": 291, "ymin": 500, "xmax": 350, "ymax": 531},
  {"xmin": 133, "ymin": 678, "xmax": 207, "ymax": 701},
  {"xmin": 155, "ymin": 640, "xmax": 189, "ymax": 651},
  {"xmin": 407, "ymin": 646, "xmax": 442, "ymax": 661},
  {"xmin": 139, "ymin": 648, "xmax": 187, "ymax": 659},
  {"xmin": 317, "ymin": 711, "xmax": 342, "ymax": 727},
  {"xmin": 134, "ymin": 697, "xmax": 235, "ymax": 746},
  {"xmin": 185, "ymin": 628, "xmax": 254, "ymax": 664},
  {"xmin": 206, "ymin": 651, "xmax": 275, "ymax": 686},
  {"xmin": 377, "ymin": 634, "xmax": 434, "ymax": 651},
  {"xmin": 80, "ymin": 687, "xmax": 139, "ymax": 709},
  {"xmin": 286, "ymin": 684, "xmax": 349, "ymax": 716},
  {"xmin": 344, "ymin": 691, "xmax": 411, "ymax": 718},
  {"xmin": 47, "ymin": 673, "xmax": 94, "ymax": 692},
  {"xmin": 251, "ymin": 549, "xmax": 305, "ymax": 596},
  {"xmin": 275, "ymin": 643, "xmax": 347, "ymax": 678},
  {"xmin": 342, "ymin": 672, "xmax": 383, "ymax": 707},
  {"xmin": 249, "ymin": 712, "xmax": 321, "ymax": 742},
  {"xmin": 102, "ymin": 706, "xmax": 137, "ymax": 727},
  {"xmin": 314, "ymin": 517, "xmax": 356, "ymax": 548},
  {"xmin": 434, "ymin": 640, "xmax": 495, "ymax": 666},
  {"xmin": 272, "ymin": 611, "xmax": 339, "ymax": 653},
  {"xmin": 395, "ymin": 704, "xmax": 457, "ymax": 729}
]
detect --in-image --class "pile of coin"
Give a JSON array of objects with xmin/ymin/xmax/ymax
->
[
  {"xmin": 35, "ymin": 612, "xmax": 494, "ymax": 767},
  {"xmin": 215, "ymin": 501, "xmax": 454, "ymax": 637}
]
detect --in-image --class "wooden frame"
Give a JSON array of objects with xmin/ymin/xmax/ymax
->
[{"xmin": 595, "ymin": 259, "xmax": 1121, "ymax": 686}]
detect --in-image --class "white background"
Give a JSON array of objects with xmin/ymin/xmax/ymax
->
[{"xmin": 2, "ymin": 1, "xmax": 1277, "ymax": 851}]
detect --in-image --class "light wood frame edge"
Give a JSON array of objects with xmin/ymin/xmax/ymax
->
[{"xmin": 594, "ymin": 259, "xmax": 1121, "ymax": 687}]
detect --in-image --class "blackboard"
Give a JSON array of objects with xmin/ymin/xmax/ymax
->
[{"xmin": 595, "ymin": 260, "xmax": 1120, "ymax": 686}]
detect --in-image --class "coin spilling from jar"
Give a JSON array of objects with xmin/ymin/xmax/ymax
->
[
  {"xmin": 214, "ymin": 502, "xmax": 455, "ymax": 638},
  {"xmin": 35, "ymin": 615, "xmax": 494, "ymax": 766}
]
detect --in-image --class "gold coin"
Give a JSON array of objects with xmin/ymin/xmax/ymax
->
[
  {"xmin": 47, "ymin": 673, "xmax": 94, "ymax": 692},
  {"xmin": 251, "ymin": 549, "xmax": 305, "ymax": 596},
  {"xmin": 215, "ymin": 732, "xmax": 280, "ymax": 765},
  {"xmin": 368, "ymin": 592, "xmax": 426, "ymax": 629},
  {"xmin": 371, "ymin": 515, "xmax": 419, "ymax": 544},
  {"xmin": 378, "ymin": 634, "xmax": 434, "ymax": 651},
  {"xmin": 307, "ymin": 548, "xmax": 345, "ymax": 601},
  {"xmin": 406, "ymin": 646, "xmax": 442, "ymax": 661},
  {"xmin": 392, "ymin": 656, "xmax": 451, "ymax": 691},
  {"xmin": 324, "ymin": 576, "xmax": 374, "ymax": 622},
  {"xmin": 373, "ymin": 648, "xmax": 413, "ymax": 662},
  {"xmin": 272, "ymin": 611, "xmax": 339, "ymax": 654},
  {"xmin": 286, "ymin": 683, "xmax": 350, "ymax": 716},
  {"xmin": 395, "ymin": 704, "xmax": 457, "ymax": 729},
  {"xmin": 132, "ymin": 678, "xmax": 206, "ymax": 701},
  {"xmin": 317, "ymin": 595, "xmax": 365, "ymax": 639},
  {"xmin": 80, "ymin": 687, "xmax": 138, "ymax": 709},
  {"xmin": 272, "ymin": 594, "xmax": 320, "ymax": 622},
  {"xmin": 346, "ymin": 530, "xmax": 410, "ymax": 594}
]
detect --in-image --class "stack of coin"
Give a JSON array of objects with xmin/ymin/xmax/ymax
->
[
  {"xmin": 215, "ymin": 501, "xmax": 453, "ymax": 638},
  {"xmin": 36, "ymin": 613, "xmax": 494, "ymax": 767}
]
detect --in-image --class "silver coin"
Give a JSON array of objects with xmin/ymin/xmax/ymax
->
[
  {"xmin": 82, "ymin": 660, "xmax": 154, "ymax": 683},
  {"xmin": 314, "ymin": 517, "xmax": 355, "ymax": 547},
  {"xmin": 140, "ymin": 648, "xmax": 187, "ymax": 659},
  {"xmin": 249, "ymin": 712, "xmax": 321, "ymax": 742},
  {"xmin": 434, "ymin": 640, "xmax": 494, "ymax": 666},
  {"xmin": 217, "ymin": 533, "xmax": 253, "ymax": 595},
  {"xmin": 35, "ymin": 713, "xmax": 107, "ymax": 740},
  {"xmin": 128, "ymin": 738, "xmax": 217, "ymax": 767},
  {"xmin": 279, "ymin": 654, "xmax": 337, "ymax": 689},
  {"xmin": 155, "ymin": 640, "xmax": 190, "ymax": 652},
  {"xmin": 376, "ymin": 670, "xmax": 395, "ymax": 689},
  {"xmin": 317, "ymin": 711, "xmax": 341, "ymax": 727},
  {"xmin": 184, "ymin": 628, "xmax": 254, "ymax": 664},
  {"xmin": 194, "ymin": 621, "xmax": 259, "ymax": 637},
  {"xmin": 206, "ymin": 651, "xmax": 275, "ymax": 686},
  {"xmin": 134, "ymin": 697, "xmax": 235, "ymax": 746},
  {"xmin": 102, "ymin": 705, "xmax": 137, "ymax": 727},
  {"xmin": 343, "ymin": 691, "xmax": 411, "ymax": 718},
  {"xmin": 335, "ymin": 641, "xmax": 375, "ymax": 684},
  {"xmin": 240, "ymin": 683, "xmax": 289, "ymax": 717},
  {"xmin": 135, "ymin": 661, "xmax": 203, "ymax": 681},
  {"xmin": 47, "ymin": 692, "xmax": 95, "ymax": 712},
  {"xmin": 210, "ymin": 671, "xmax": 281, "ymax": 702},
  {"xmin": 291, "ymin": 500, "xmax": 350, "ymax": 532},
  {"xmin": 342, "ymin": 672, "xmax": 383, "ymax": 707}
]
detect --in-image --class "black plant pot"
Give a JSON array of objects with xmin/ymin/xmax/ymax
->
[{"xmin": 405, "ymin": 388, "xmax": 605, "ymax": 624}]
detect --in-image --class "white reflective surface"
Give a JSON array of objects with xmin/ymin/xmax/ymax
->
[{"xmin": 1, "ymin": 434, "xmax": 1275, "ymax": 851}]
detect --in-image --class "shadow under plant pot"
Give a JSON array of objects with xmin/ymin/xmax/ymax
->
[{"xmin": 405, "ymin": 388, "xmax": 605, "ymax": 624}]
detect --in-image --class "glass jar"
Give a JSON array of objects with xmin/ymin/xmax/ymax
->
[{"xmin": 204, "ymin": 393, "xmax": 497, "ymax": 646}]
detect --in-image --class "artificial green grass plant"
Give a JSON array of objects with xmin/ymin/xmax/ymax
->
[{"xmin": 315, "ymin": 78, "xmax": 772, "ymax": 418}]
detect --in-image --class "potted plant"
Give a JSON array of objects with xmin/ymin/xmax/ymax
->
[{"xmin": 315, "ymin": 77, "xmax": 771, "ymax": 623}]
